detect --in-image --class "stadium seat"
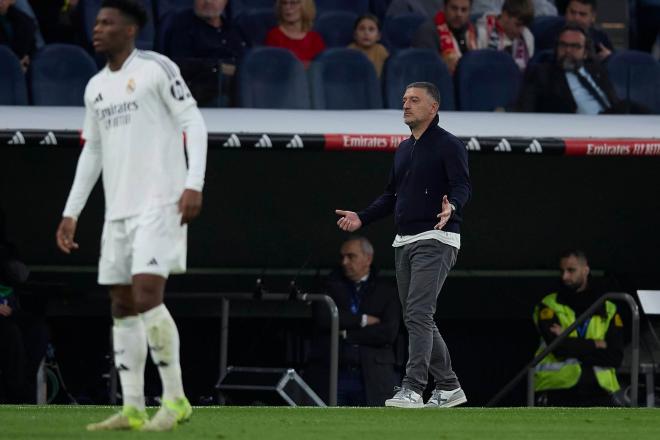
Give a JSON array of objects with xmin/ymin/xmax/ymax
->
[
  {"xmin": 0, "ymin": 46, "xmax": 28, "ymax": 105},
  {"xmin": 383, "ymin": 48, "xmax": 455, "ymax": 111},
  {"xmin": 29, "ymin": 44, "xmax": 98, "ymax": 106},
  {"xmin": 82, "ymin": 0, "xmax": 155, "ymax": 50},
  {"xmin": 154, "ymin": 0, "xmax": 195, "ymax": 20},
  {"xmin": 455, "ymin": 49, "xmax": 522, "ymax": 111},
  {"xmin": 527, "ymin": 48, "xmax": 554, "ymax": 67},
  {"xmin": 234, "ymin": 8, "xmax": 278, "ymax": 46},
  {"xmin": 237, "ymin": 47, "xmax": 311, "ymax": 109},
  {"xmin": 315, "ymin": 0, "xmax": 369, "ymax": 16},
  {"xmin": 606, "ymin": 50, "xmax": 660, "ymax": 114},
  {"xmin": 382, "ymin": 13, "xmax": 426, "ymax": 50},
  {"xmin": 530, "ymin": 15, "xmax": 565, "ymax": 52},
  {"xmin": 309, "ymin": 48, "xmax": 382, "ymax": 109},
  {"xmin": 314, "ymin": 11, "xmax": 358, "ymax": 47},
  {"xmin": 230, "ymin": 0, "xmax": 276, "ymax": 19}
]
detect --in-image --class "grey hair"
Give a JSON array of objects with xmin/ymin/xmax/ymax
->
[
  {"xmin": 406, "ymin": 81, "xmax": 440, "ymax": 106},
  {"xmin": 345, "ymin": 235, "xmax": 374, "ymax": 256}
]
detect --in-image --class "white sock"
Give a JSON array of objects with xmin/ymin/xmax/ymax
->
[
  {"xmin": 141, "ymin": 304, "xmax": 185, "ymax": 401},
  {"xmin": 112, "ymin": 315, "xmax": 147, "ymax": 411}
]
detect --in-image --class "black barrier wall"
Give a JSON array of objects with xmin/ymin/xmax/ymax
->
[{"xmin": 1, "ymin": 146, "xmax": 659, "ymax": 275}]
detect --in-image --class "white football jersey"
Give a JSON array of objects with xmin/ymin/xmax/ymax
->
[{"xmin": 82, "ymin": 50, "xmax": 197, "ymax": 220}]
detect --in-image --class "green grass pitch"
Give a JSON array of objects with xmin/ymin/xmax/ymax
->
[{"xmin": 1, "ymin": 406, "xmax": 659, "ymax": 440}]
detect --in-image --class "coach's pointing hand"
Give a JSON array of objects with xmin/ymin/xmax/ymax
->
[
  {"xmin": 56, "ymin": 217, "xmax": 79, "ymax": 254},
  {"xmin": 179, "ymin": 189, "xmax": 203, "ymax": 225},
  {"xmin": 335, "ymin": 210, "xmax": 362, "ymax": 232}
]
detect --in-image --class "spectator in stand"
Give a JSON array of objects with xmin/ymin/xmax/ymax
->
[
  {"xmin": 28, "ymin": 0, "xmax": 84, "ymax": 45},
  {"xmin": 0, "ymin": 0, "xmax": 36, "ymax": 72},
  {"xmin": 564, "ymin": 0, "xmax": 612, "ymax": 61},
  {"xmin": 515, "ymin": 24, "xmax": 647, "ymax": 114},
  {"xmin": 166, "ymin": 0, "xmax": 247, "ymax": 76},
  {"xmin": 386, "ymin": 0, "xmax": 444, "ymax": 18},
  {"xmin": 265, "ymin": 0, "xmax": 325, "ymax": 67},
  {"xmin": 476, "ymin": 0, "xmax": 535, "ymax": 70},
  {"xmin": 412, "ymin": 0, "xmax": 478, "ymax": 74},
  {"xmin": 472, "ymin": 0, "xmax": 557, "ymax": 16},
  {"xmin": 348, "ymin": 14, "xmax": 389, "ymax": 77}
]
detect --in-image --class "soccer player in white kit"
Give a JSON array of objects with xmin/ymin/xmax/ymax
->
[{"xmin": 55, "ymin": 0, "xmax": 207, "ymax": 432}]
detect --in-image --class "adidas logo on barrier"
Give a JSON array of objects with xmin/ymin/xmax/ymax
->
[
  {"xmin": 494, "ymin": 138, "xmax": 512, "ymax": 152},
  {"xmin": 525, "ymin": 139, "xmax": 542, "ymax": 154},
  {"xmin": 223, "ymin": 134, "xmax": 241, "ymax": 148},
  {"xmin": 39, "ymin": 131, "xmax": 58, "ymax": 146},
  {"xmin": 466, "ymin": 137, "xmax": 481, "ymax": 151},
  {"xmin": 8, "ymin": 131, "xmax": 25, "ymax": 145},
  {"xmin": 254, "ymin": 134, "xmax": 272, "ymax": 148},
  {"xmin": 286, "ymin": 134, "xmax": 304, "ymax": 149}
]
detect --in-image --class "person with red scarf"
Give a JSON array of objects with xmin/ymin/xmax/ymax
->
[{"xmin": 412, "ymin": 0, "xmax": 477, "ymax": 74}]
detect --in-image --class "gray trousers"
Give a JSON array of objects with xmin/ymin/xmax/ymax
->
[{"xmin": 394, "ymin": 239, "xmax": 460, "ymax": 394}]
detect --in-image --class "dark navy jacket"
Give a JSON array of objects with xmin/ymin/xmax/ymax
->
[{"xmin": 358, "ymin": 114, "xmax": 470, "ymax": 235}]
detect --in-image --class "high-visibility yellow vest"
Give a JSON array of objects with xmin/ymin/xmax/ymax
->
[{"xmin": 533, "ymin": 293, "xmax": 620, "ymax": 393}]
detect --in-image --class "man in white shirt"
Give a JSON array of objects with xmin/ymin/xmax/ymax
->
[{"xmin": 55, "ymin": 0, "xmax": 207, "ymax": 432}]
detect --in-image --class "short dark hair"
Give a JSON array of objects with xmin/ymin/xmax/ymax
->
[
  {"xmin": 101, "ymin": 0, "xmax": 148, "ymax": 29},
  {"xmin": 405, "ymin": 81, "xmax": 440, "ymax": 105},
  {"xmin": 568, "ymin": 0, "xmax": 597, "ymax": 11},
  {"xmin": 559, "ymin": 249, "xmax": 589, "ymax": 265},
  {"xmin": 556, "ymin": 22, "xmax": 592, "ymax": 52},
  {"xmin": 502, "ymin": 0, "xmax": 534, "ymax": 26},
  {"xmin": 353, "ymin": 13, "xmax": 381, "ymax": 31}
]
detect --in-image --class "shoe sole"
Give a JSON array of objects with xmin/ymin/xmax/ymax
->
[
  {"xmin": 425, "ymin": 395, "xmax": 468, "ymax": 408},
  {"xmin": 385, "ymin": 400, "xmax": 424, "ymax": 408}
]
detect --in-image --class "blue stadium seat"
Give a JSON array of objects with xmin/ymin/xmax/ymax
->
[
  {"xmin": 527, "ymin": 48, "xmax": 554, "ymax": 67},
  {"xmin": 231, "ymin": 0, "xmax": 276, "ymax": 19},
  {"xmin": 238, "ymin": 47, "xmax": 311, "ymax": 109},
  {"xmin": 315, "ymin": 0, "xmax": 369, "ymax": 16},
  {"xmin": 82, "ymin": 0, "xmax": 155, "ymax": 50},
  {"xmin": 309, "ymin": 48, "xmax": 382, "ymax": 109},
  {"xmin": 235, "ymin": 8, "xmax": 278, "ymax": 46},
  {"xmin": 154, "ymin": 0, "xmax": 194, "ymax": 19},
  {"xmin": 0, "ymin": 46, "xmax": 28, "ymax": 105},
  {"xmin": 606, "ymin": 50, "xmax": 660, "ymax": 114},
  {"xmin": 455, "ymin": 49, "xmax": 522, "ymax": 111},
  {"xmin": 382, "ymin": 13, "xmax": 426, "ymax": 50},
  {"xmin": 384, "ymin": 48, "xmax": 455, "ymax": 111},
  {"xmin": 29, "ymin": 44, "xmax": 98, "ymax": 106},
  {"xmin": 314, "ymin": 11, "xmax": 358, "ymax": 47},
  {"xmin": 530, "ymin": 15, "xmax": 565, "ymax": 52}
]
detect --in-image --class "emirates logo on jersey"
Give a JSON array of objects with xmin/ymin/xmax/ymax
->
[{"xmin": 126, "ymin": 78, "xmax": 136, "ymax": 94}]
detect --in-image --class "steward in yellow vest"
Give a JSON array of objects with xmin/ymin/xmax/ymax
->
[{"xmin": 532, "ymin": 250, "xmax": 625, "ymax": 406}]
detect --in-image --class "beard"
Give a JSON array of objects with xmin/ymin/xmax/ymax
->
[{"xmin": 559, "ymin": 56, "xmax": 584, "ymax": 72}]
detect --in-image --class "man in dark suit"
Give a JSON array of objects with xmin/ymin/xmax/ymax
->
[
  {"xmin": 309, "ymin": 236, "xmax": 402, "ymax": 406},
  {"xmin": 515, "ymin": 23, "xmax": 620, "ymax": 114}
]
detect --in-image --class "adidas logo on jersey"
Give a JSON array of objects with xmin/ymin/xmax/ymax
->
[
  {"xmin": 223, "ymin": 134, "xmax": 241, "ymax": 148},
  {"xmin": 39, "ymin": 131, "xmax": 58, "ymax": 145},
  {"xmin": 8, "ymin": 131, "xmax": 25, "ymax": 145},
  {"xmin": 525, "ymin": 139, "xmax": 543, "ymax": 154},
  {"xmin": 286, "ymin": 134, "xmax": 304, "ymax": 149},
  {"xmin": 94, "ymin": 93, "xmax": 103, "ymax": 103},
  {"xmin": 494, "ymin": 138, "xmax": 512, "ymax": 152},
  {"xmin": 254, "ymin": 134, "xmax": 272, "ymax": 148},
  {"xmin": 147, "ymin": 258, "xmax": 158, "ymax": 266}
]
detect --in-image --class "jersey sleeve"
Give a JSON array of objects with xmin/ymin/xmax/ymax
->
[
  {"xmin": 81, "ymin": 82, "xmax": 101, "ymax": 144},
  {"xmin": 153, "ymin": 55, "xmax": 197, "ymax": 116}
]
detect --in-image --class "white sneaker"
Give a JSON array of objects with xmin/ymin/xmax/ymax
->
[
  {"xmin": 385, "ymin": 387, "xmax": 424, "ymax": 408},
  {"xmin": 424, "ymin": 387, "xmax": 467, "ymax": 408}
]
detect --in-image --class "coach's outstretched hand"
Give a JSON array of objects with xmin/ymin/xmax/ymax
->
[
  {"xmin": 179, "ymin": 189, "xmax": 203, "ymax": 225},
  {"xmin": 434, "ymin": 195, "xmax": 452, "ymax": 230},
  {"xmin": 56, "ymin": 217, "xmax": 79, "ymax": 254},
  {"xmin": 335, "ymin": 210, "xmax": 362, "ymax": 232}
]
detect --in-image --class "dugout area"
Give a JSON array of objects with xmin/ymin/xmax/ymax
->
[{"xmin": 1, "ymin": 108, "xmax": 659, "ymax": 407}]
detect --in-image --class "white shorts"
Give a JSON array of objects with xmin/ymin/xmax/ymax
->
[{"xmin": 98, "ymin": 203, "xmax": 187, "ymax": 285}]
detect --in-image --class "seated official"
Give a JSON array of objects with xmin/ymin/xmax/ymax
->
[
  {"xmin": 533, "ymin": 250, "xmax": 624, "ymax": 407},
  {"xmin": 307, "ymin": 236, "xmax": 401, "ymax": 406},
  {"xmin": 515, "ymin": 24, "xmax": 645, "ymax": 114}
]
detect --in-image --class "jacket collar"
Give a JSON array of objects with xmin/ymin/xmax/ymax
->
[{"xmin": 411, "ymin": 114, "xmax": 440, "ymax": 141}]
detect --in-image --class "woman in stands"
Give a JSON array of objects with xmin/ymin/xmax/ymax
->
[{"xmin": 265, "ymin": 0, "xmax": 325, "ymax": 67}]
